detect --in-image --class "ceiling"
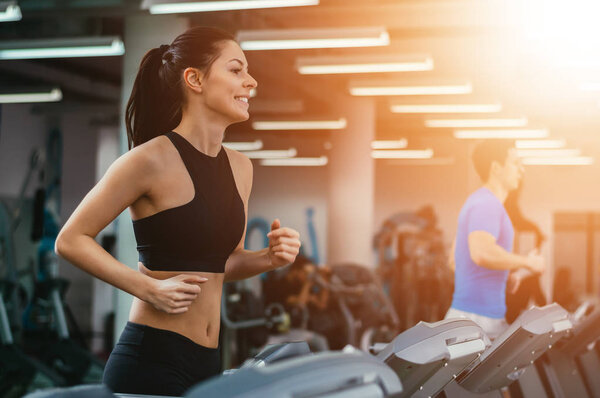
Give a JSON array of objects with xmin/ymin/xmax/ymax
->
[{"xmin": 1, "ymin": 0, "xmax": 599, "ymax": 158}]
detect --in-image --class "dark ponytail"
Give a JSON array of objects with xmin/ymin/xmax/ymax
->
[{"xmin": 125, "ymin": 26, "xmax": 235, "ymax": 149}]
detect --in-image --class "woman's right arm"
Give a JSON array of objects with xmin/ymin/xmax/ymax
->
[{"xmin": 55, "ymin": 144, "xmax": 204, "ymax": 314}]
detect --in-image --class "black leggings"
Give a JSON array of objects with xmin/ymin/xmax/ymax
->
[{"xmin": 103, "ymin": 322, "xmax": 221, "ymax": 396}]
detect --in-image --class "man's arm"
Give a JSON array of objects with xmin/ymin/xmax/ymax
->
[
  {"xmin": 448, "ymin": 238, "xmax": 456, "ymax": 272},
  {"xmin": 468, "ymin": 231, "xmax": 544, "ymax": 273}
]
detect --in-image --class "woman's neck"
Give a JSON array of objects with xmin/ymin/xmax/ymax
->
[{"xmin": 173, "ymin": 109, "xmax": 228, "ymax": 157}]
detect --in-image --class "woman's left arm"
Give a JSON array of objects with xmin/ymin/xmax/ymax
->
[{"xmin": 223, "ymin": 149, "xmax": 301, "ymax": 282}]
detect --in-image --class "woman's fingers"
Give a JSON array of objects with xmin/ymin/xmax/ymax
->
[
  {"xmin": 267, "ymin": 227, "xmax": 300, "ymax": 240},
  {"xmin": 173, "ymin": 300, "xmax": 193, "ymax": 308},
  {"xmin": 168, "ymin": 306, "xmax": 189, "ymax": 314},
  {"xmin": 272, "ymin": 251, "xmax": 296, "ymax": 263},
  {"xmin": 271, "ymin": 243, "xmax": 290, "ymax": 253},
  {"xmin": 179, "ymin": 275, "xmax": 208, "ymax": 284},
  {"xmin": 179, "ymin": 284, "xmax": 202, "ymax": 294},
  {"xmin": 174, "ymin": 292, "xmax": 198, "ymax": 301},
  {"xmin": 271, "ymin": 237, "xmax": 301, "ymax": 248}
]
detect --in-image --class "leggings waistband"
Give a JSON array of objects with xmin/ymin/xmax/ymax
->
[{"xmin": 123, "ymin": 321, "xmax": 218, "ymax": 352}]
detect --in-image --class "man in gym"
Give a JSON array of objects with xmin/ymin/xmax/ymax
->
[{"xmin": 445, "ymin": 140, "xmax": 545, "ymax": 339}]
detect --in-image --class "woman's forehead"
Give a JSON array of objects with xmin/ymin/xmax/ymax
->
[{"xmin": 217, "ymin": 41, "xmax": 247, "ymax": 64}]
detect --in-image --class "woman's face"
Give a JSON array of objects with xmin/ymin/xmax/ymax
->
[{"xmin": 200, "ymin": 40, "xmax": 257, "ymax": 123}]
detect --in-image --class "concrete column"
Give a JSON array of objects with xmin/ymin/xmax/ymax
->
[
  {"xmin": 327, "ymin": 97, "xmax": 375, "ymax": 266},
  {"xmin": 115, "ymin": 14, "xmax": 188, "ymax": 338}
]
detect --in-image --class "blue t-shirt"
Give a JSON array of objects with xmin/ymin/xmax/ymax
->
[{"xmin": 451, "ymin": 187, "xmax": 514, "ymax": 319}]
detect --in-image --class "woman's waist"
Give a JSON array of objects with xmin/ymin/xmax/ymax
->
[{"xmin": 130, "ymin": 295, "xmax": 222, "ymax": 347}]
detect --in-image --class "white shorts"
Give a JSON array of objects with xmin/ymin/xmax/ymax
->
[{"xmin": 444, "ymin": 307, "xmax": 508, "ymax": 340}]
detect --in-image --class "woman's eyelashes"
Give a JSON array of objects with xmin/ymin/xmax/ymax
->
[{"xmin": 231, "ymin": 68, "xmax": 249, "ymax": 76}]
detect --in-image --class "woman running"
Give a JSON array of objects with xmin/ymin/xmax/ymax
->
[{"xmin": 55, "ymin": 26, "xmax": 301, "ymax": 396}]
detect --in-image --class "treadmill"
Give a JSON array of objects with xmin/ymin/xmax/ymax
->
[
  {"xmin": 185, "ymin": 347, "xmax": 403, "ymax": 398},
  {"xmin": 375, "ymin": 319, "xmax": 490, "ymax": 398},
  {"xmin": 444, "ymin": 303, "xmax": 573, "ymax": 398},
  {"xmin": 511, "ymin": 301, "xmax": 600, "ymax": 398}
]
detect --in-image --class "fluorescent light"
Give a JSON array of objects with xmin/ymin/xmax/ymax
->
[
  {"xmin": 454, "ymin": 129, "xmax": 549, "ymax": 139},
  {"xmin": 0, "ymin": 37, "xmax": 125, "ymax": 60},
  {"xmin": 260, "ymin": 156, "xmax": 328, "ymax": 166},
  {"xmin": 296, "ymin": 54, "xmax": 433, "ymax": 75},
  {"xmin": 238, "ymin": 27, "xmax": 389, "ymax": 50},
  {"xmin": 252, "ymin": 118, "xmax": 346, "ymax": 130},
  {"xmin": 244, "ymin": 148, "xmax": 297, "ymax": 159},
  {"xmin": 425, "ymin": 118, "xmax": 527, "ymax": 128},
  {"xmin": 517, "ymin": 149, "xmax": 581, "ymax": 158},
  {"xmin": 223, "ymin": 140, "xmax": 263, "ymax": 151},
  {"xmin": 371, "ymin": 149, "xmax": 433, "ymax": 159},
  {"xmin": 522, "ymin": 157, "xmax": 594, "ymax": 166},
  {"xmin": 0, "ymin": 1, "xmax": 21, "ymax": 22},
  {"xmin": 516, "ymin": 139, "xmax": 566, "ymax": 149},
  {"xmin": 350, "ymin": 82, "xmax": 471, "ymax": 96},
  {"xmin": 0, "ymin": 88, "xmax": 62, "ymax": 103},
  {"xmin": 580, "ymin": 82, "xmax": 600, "ymax": 92},
  {"xmin": 390, "ymin": 104, "xmax": 502, "ymax": 113},
  {"xmin": 386, "ymin": 157, "xmax": 455, "ymax": 166},
  {"xmin": 371, "ymin": 139, "xmax": 408, "ymax": 149},
  {"xmin": 250, "ymin": 88, "xmax": 257, "ymax": 98},
  {"xmin": 145, "ymin": 0, "xmax": 318, "ymax": 14}
]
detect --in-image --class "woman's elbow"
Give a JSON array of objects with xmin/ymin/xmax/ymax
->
[{"xmin": 54, "ymin": 229, "xmax": 72, "ymax": 258}]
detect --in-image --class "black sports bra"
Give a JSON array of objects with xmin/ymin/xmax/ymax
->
[{"xmin": 132, "ymin": 131, "xmax": 245, "ymax": 273}]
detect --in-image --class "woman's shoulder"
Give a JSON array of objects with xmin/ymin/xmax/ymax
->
[
  {"xmin": 223, "ymin": 146, "xmax": 253, "ymax": 174},
  {"xmin": 126, "ymin": 134, "xmax": 175, "ymax": 168},
  {"xmin": 105, "ymin": 135, "xmax": 175, "ymax": 187}
]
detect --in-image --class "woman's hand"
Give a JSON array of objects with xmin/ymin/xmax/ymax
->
[
  {"xmin": 267, "ymin": 219, "xmax": 301, "ymax": 268},
  {"xmin": 146, "ymin": 274, "xmax": 207, "ymax": 314}
]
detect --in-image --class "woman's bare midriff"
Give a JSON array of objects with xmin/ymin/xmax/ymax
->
[{"xmin": 128, "ymin": 262, "xmax": 224, "ymax": 348}]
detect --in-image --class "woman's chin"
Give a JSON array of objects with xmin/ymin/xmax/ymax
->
[{"xmin": 234, "ymin": 111, "xmax": 250, "ymax": 122}]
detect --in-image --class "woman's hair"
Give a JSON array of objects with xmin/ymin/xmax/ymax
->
[{"xmin": 125, "ymin": 26, "xmax": 235, "ymax": 149}]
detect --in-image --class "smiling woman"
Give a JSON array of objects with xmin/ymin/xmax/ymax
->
[{"xmin": 54, "ymin": 26, "xmax": 300, "ymax": 396}]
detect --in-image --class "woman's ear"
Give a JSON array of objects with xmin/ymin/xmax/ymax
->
[{"xmin": 183, "ymin": 67, "xmax": 203, "ymax": 94}]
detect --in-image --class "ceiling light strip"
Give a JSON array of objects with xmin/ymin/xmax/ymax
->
[
  {"xmin": 222, "ymin": 140, "xmax": 263, "ymax": 151},
  {"xmin": 149, "ymin": 0, "xmax": 318, "ymax": 14},
  {"xmin": 260, "ymin": 156, "xmax": 328, "ymax": 166},
  {"xmin": 0, "ymin": 2, "xmax": 21, "ymax": 22},
  {"xmin": 244, "ymin": 148, "xmax": 297, "ymax": 159},
  {"xmin": 454, "ymin": 129, "xmax": 549, "ymax": 139},
  {"xmin": 425, "ymin": 118, "xmax": 528, "ymax": 128},
  {"xmin": 238, "ymin": 27, "xmax": 389, "ymax": 50},
  {"xmin": 371, "ymin": 139, "xmax": 408, "ymax": 149},
  {"xmin": 296, "ymin": 55, "xmax": 433, "ymax": 75},
  {"xmin": 515, "ymin": 139, "xmax": 566, "ymax": 149},
  {"xmin": 252, "ymin": 118, "xmax": 347, "ymax": 130},
  {"xmin": 371, "ymin": 149, "xmax": 433, "ymax": 159},
  {"xmin": 390, "ymin": 104, "xmax": 502, "ymax": 113},
  {"xmin": 521, "ymin": 157, "xmax": 594, "ymax": 166},
  {"xmin": 386, "ymin": 157, "xmax": 455, "ymax": 166},
  {"xmin": 516, "ymin": 149, "xmax": 581, "ymax": 158},
  {"xmin": 0, "ymin": 88, "xmax": 63, "ymax": 103},
  {"xmin": 0, "ymin": 38, "xmax": 125, "ymax": 60},
  {"xmin": 351, "ymin": 83, "xmax": 472, "ymax": 96}
]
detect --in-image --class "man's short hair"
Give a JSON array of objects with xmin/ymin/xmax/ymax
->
[{"xmin": 472, "ymin": 140, "xmax": 516, "ymax": 182}]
